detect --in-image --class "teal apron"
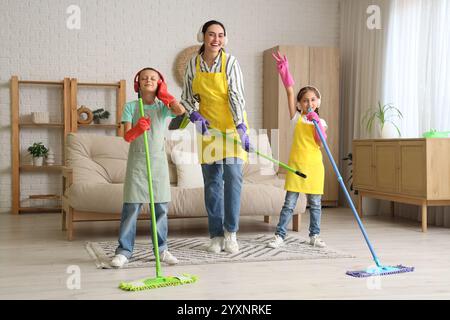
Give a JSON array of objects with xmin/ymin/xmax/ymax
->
[{"xmin": 123, "ymin": 101, "xmax": 171, "ymax": 203}]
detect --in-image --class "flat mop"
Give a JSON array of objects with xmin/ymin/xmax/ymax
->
[
  {"xmin": 308, "ymin": 108, "xmax": 414, "ymax": 278},
  {"xmin": 119, "ymin": 94, "xmax": 197, "ymax": 291}
]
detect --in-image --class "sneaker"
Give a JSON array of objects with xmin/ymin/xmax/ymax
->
[
  {"xmin": 224, "ymin": 231, "xmax": 239, "ymax": 254},
  {"xmin": 207, "ymin": 237, "xmax": 224, "ymax": 254},
  {"xmin": 267, "ymin": 235, "xmax": 284, "ymax": 248},
  {"xmin": 111, "ymin": 254, "xmax": 128, "ymax": 268},
  {"xmin": 160, "ymin": 250, "xmax": 179, "ymax": 265},
  {"xmin": 310, "ymin": 235, "xmax": 326, "ymax": 248}
]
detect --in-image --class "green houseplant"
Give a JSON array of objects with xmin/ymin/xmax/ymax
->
[
  {"xmin": 363, "ymin": 101, "xmax": 403, "ymax": 138},
  {"xmin": 27, "ymin": 142, "xmax": 49, "ymax": 166},
  {"xmin": 92, "ymin": 108, "xmax": 111, "ymax": 124}
]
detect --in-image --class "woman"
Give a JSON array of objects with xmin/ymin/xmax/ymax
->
[{"xmin": 180, "ymin": 20, "xmax": 250, "ymax": 254}]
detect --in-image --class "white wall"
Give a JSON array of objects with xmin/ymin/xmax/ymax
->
[{"xmin": 0, "ymin": 0, "xmax": 340, "ymax": 213}]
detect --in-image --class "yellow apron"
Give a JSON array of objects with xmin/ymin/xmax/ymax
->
[
  {"xmin": 284, "ymin": 115, "xmax": 324, "ymax": 194},
  {"xmin": 192, "ymin": 51, "xmax": 248, "ymax": 164}
]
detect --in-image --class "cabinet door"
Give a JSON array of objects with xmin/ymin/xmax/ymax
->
[
  {"xmin": 310, "ymin": 47, "xmax": 340, "ymax": 203},
  {"xmin": 399, "ymin": 141, "xmax": 426, "ymax": 197},
  {"xmin": 353, "ymin": 141, "xmax": 375, "ymax": 190},
  {"xmin": 374, "ymin": 142, "xmax": 398, "ymax": 193}
]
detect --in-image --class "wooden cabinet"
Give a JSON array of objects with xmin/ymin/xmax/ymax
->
[
  {"xmin": 353, "ymin": 139, "xmax": 450, "ymax": 232},
  {"xmin": 263, "ymin": 46, "xmax": 340, "ymax": 206}
]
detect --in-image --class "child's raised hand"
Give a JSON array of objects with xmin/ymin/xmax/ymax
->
[
  {"xmin": 272, "ymin": 51, "xmax": 295, "ymax": 88},
  {"xmin": 156, "ymin": 80, "xmax": 176, "ymax": 107}
]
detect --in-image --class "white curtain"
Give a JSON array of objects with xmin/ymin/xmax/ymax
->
[
  {"xmin": 339, "ymin": 0, "xmax": 391, "ymax": 209},
  {"xmin": 383, "ymin": 0, "xmax": 450, "ymax": 137},
  {"xmin": 382, "ymin": 0, "xmax": 450, "ymax": 227},
  {"xmin": 340, "ymin": 0, "xmax": 450, "ymax": 227}
]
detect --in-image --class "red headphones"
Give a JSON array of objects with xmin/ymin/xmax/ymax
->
[{"xmin": 133, "ymin": 67, "xmax": 165, "ymax": 93}]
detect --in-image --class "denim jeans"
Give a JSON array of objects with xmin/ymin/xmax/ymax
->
[
  {"xmin": 275, "ymin": 192, "xmax": 322, "ymax": 239},
  {"xmin": 115, "ymin": 202, "xmax": 168, "ymax": 259},
  {"xmin": 201, "ymin": 158, "xmax": 243, "ymax": 238}
]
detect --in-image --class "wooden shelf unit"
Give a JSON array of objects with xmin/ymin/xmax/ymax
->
[
  {"xmin": 11, "ymin": 76, "xmax": 71, "ymax": 214},
  {"xmin": 70, "ymin": 78, "xmax": 126, "ymax": 136}
]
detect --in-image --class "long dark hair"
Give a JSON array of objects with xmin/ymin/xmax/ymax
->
[{"xmin": 198, "ymin": 20, "xmax": 227, "ymax": 54}]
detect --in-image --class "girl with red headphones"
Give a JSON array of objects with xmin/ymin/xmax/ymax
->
[{"xmin": 111, "ymin": 68, "xmax": 185, "ymax": 268}]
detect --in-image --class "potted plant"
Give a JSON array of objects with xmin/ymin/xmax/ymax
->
[
  {"xmin": 27, "ymin": 142, "xmax": 49, "ymax": 166},
  {"xmin": 92, "ymin": 108, "xmax": 111, "ymax": 124},
  {"xmin": 363, "ymin": 101, "xmax": 403, "ymax": 138}
]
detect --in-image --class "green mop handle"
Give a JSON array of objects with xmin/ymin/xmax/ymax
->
[
  {"xmin": 138, "ymin": 94, "xmax": 162, "ymax": 278},
  {"xmin": 209, "ymin": 127, "xmax": 307, "ymax": 178}
]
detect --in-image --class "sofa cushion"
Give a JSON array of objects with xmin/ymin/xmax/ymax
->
[
  {"xmin": 66, "ymin": 133, "xmax": 129, "ymax": 184},
  {"xmin": 170, "ymin": 149, "xmax": 204, "ymax": 189}
]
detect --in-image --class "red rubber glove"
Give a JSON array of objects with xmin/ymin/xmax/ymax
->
[
  {"xmin": 306, "ymin": 111, "xmax": 327, "ymax": 145},
  {"xmin": 124, "ymin": 117, "xmax": 151, "ymax": 143},
  {"xmin": 156, "ymin": 80, "xmax": 176, "ymax": 107}
]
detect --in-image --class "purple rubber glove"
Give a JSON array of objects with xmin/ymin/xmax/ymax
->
[
  {"xmin": 307, "ymin": 111, "xmax": 327, "ymax": 144},
  {"xmin": 189, "ymin": 111, "xmax": 210, "ymax": 135},
  {"xmin": 272, "ymin": 51, "xmax": 295, "ymax": 88},
  {"xmin": 236, "ymin": 123, "xmax": 252, "ymax": 152}
]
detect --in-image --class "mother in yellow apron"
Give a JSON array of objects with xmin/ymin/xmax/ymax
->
[
  {"xmin": 267, "ymin": 52, "xmax": 328, "ymax": 250},
  {"xmin": 180, "ymin": 20, "xmax": 250, "ymax": 254}
]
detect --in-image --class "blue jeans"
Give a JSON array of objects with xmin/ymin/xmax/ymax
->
[
  {"xmin": 275, "ymin": 192, "xmax": 322, "ymax": 239},
  {"xmin": 115, "ymin": 202, "xmax": 168, "ymax": 259},
  {"xmin": 201, "ymin": 158, "xmax": 243, "ymax": 238}
]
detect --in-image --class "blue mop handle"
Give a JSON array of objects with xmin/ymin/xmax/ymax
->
[{"xmin": 308, "ymin": 108, "xmax": 382, "ymax": 267}]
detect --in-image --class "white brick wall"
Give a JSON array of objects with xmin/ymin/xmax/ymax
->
[{"xmin": 0, "ymin": 0, "xmax": 340, "ymax": 213}]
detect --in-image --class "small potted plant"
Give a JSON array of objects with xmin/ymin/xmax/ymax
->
[
  {"xmin": 92, "ymin": 108, "xmax": 111, "ymax": 124},
  {"xmin": 363, "ymin": 101, "xmax": 403, "ymax": 138},
  {"xmin": 27, "ymin": 142, "xmax": 49, "ymax": 166}
]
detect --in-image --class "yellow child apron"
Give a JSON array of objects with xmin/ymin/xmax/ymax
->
[
  {"xmin": 192, "ymin": 51, "xmax": 248, "ymax": 164},
  {"xmin": 284, "ymin": 115, "xmax": 325, "ymax": 194}
]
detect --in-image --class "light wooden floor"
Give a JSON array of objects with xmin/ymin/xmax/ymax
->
[{"xmin": 1, "ymin": 207, "xmax": 449, "ymax": 300}]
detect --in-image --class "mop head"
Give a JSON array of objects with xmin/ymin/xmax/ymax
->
[
  {"xmin": 119, "ymin": 274, "xmax": 197, "ymax": 291},
  {"xmin": 346, "ymin": 265, "xmax": 414, "ymax": 278}
]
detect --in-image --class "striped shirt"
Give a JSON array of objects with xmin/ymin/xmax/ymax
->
[{"xmin": 180, "ymin": 50, "xmax": 246, "ymax": 126}]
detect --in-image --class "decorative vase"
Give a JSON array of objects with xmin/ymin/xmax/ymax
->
[
  {"xmin": 33, "ymin": 156, "xmax": 44, "ymax": 166},
  {"xmin": 31, "ymin": 112, "xmax": 49, "ymax": 124},
  {"xmin": 45, "ymin": 149, "xmax": 55, "ymax": 166},
  {"xmin": 99, "ymin": 118, "xmax": 111, "ymax": 124},
  {"xmin": 381, "ymin": 122, "xmax": 399, "ymax": 139}
]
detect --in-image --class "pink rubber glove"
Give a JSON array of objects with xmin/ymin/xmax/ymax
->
[
  {"xmin": 307, "ymin": 111, "xmax": 327, "ymax": 145},
  {"xmin": 272, "ymin": 51, "xmax": 295, "ymax": 88},
  {"xmin": 124, "ymin": 117, "xmax": 151, "ymax": 143}
]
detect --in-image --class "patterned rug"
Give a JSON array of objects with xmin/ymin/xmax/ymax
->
[{"xmin": 86, "ymin": 234, "xmax": 354, "ymax": 269}]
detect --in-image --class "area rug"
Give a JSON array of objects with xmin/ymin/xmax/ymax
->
[{"xmin": 86, "ymin": 234, "xmax": 354, "ymax": 269}]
